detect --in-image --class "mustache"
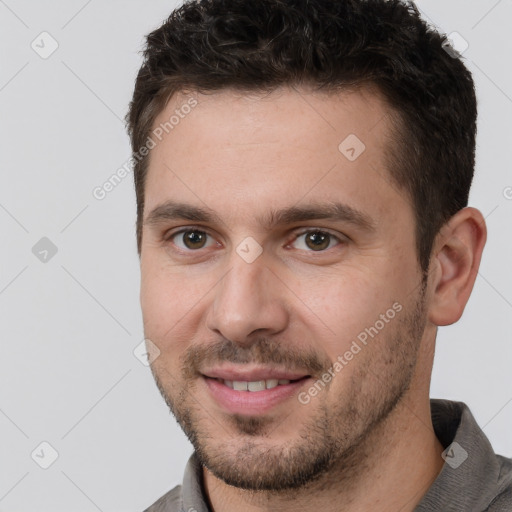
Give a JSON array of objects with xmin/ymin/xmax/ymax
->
[{"xmin": 181, "ymin": 336, "xmax": 332, "ymax": 379}]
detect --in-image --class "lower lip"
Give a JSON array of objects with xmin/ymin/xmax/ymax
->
[{"xmin": 203, "ymin": 376, "xmax": 310, "ymax": 415}]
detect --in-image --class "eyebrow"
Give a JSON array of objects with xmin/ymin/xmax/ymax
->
[{"xmin": 144, "ymin": 200, "xmax": 376, "ymax": 232}]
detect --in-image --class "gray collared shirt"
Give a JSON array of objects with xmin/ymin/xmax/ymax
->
[{"xmin": 144, "ymin": 399, "xmax": 512, "ymax": 511}]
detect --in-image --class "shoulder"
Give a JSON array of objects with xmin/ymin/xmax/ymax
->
[
  {"xmin": 143, "ymin": 484, "xmax": 183, "ymax": 512},
  {"xmin": 486, "ymin": 455, "xmax": 512, "ymax": 511}
]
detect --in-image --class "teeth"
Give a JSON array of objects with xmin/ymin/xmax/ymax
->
[
  {"xmin": 233, "ymin": 381, "xmax": 248, "ymax": 391},
  {"xmin": 221, "ymin": 378, "xmax": 292, "ymax": 391},
  {"xmin": 248, "ymin": 380, "xmax": 266, "ymax": 392},
  {"xmin": 265, "ymin": 379, "xmax": 279, "ymax": 389}
]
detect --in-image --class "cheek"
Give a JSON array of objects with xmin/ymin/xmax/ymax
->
[
  {"xmin": 140, "ymin": 260, "xmax": 209, "ymax": 347},
  {"xmin": 297, "ymin": 267, "xmax": 388, "ymax": 319},
  {"xmin": 293, "ymin": 267, "xmax": 401, "ymax": 358}
]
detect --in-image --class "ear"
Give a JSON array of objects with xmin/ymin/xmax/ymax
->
[{"xmin": 427, "ymin": 207, "xmax": 487, "ymax": 326}]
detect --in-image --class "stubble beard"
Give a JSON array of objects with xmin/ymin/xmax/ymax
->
[{"xmin": 149, "ymin": 283, "xmax": 427, "ymax": 493}]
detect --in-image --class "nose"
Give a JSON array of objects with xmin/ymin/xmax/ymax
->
[{"xmin": 205, "ymin": 254, "xmax": 289, "ymax": 346}]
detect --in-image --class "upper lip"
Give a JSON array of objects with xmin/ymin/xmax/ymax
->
[{"xmin": 201, "ymin": 366, "xmax": 310, "ymax": 382}]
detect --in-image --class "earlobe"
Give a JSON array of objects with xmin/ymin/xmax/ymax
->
[{"xmin": 428, "ymin": 207, "xmax": 487, "ymax": 326}]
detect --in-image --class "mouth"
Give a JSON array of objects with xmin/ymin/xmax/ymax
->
[{"xmin": 201, "ymin": 368, "xmax": 312, "ymax": 415}]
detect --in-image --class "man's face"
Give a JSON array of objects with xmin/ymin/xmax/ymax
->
[{"xmin": 140, "ymin": 87, "xmax": 430, "ymax": 490}]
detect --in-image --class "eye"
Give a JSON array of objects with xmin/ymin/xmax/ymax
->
[
  {"xmin": 168, "ymin": 229, "xmax": 217, "ymax": 251},
  {"xmin": 290, "ymin": 229, "xmax": 343, "ymax": 252},
  {"xmin": 165, "ymin": 227, "xmax": 344, "ymax": 254}
]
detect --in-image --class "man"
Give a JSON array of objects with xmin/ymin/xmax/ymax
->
[{"xmin": 126, "ymin": 0, "xmax": 512, "ymax": 510}]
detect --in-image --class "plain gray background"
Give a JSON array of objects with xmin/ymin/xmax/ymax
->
[{"xmin": 0, "ymin": 0, "xmax": 511, "ymax": 510}]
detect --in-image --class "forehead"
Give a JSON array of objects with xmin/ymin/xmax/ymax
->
[{"xmin": 143, "ymin": 86, "xmax": 410, "ymax": 230}]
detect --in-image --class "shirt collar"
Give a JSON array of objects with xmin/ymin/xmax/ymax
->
[
  {"xmin": 181, "ymin": 450, "xmax": 210, "ymax": 512},
  {"xmin": 415, "ymin": 399, "xmax": 502, "ymax": 511}
]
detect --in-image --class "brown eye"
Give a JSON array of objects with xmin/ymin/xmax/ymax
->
[
  {"xmin": 292, "ymin": 230, "xmax": 341, "ymax": 252},
  {"xmin": 305, "ymin": 231, "xmax": 330, "ymax": 251},
  {"xmin": 170, "ymin": 229, "xmax": 214, "ymax": 250},
  {"xmin": 183, "ymin": 230, "xmax": 207, "ymax": 249}
]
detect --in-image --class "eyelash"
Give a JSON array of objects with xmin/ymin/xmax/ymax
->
[{"xmin": 164, "ymin": 226, "xmax": 345, "ymax": 254}]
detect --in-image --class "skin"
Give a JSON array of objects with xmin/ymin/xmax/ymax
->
[{"xmin": 139, "ymin": 86, "xmax": 486, "ymax": 512}]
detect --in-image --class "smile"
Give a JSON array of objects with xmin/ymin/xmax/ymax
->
[
  {"xmin": 217, "ymin": 378, "xmax": 299, "ymax": 391},
  {"xmin": 202, "ymin": 373, "xmax": 311, "ymax": 415}
]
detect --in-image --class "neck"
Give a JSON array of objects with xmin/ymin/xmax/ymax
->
[{"xmin": 203, "ymin": 395, "xmax": 444, "ymax": 512}]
